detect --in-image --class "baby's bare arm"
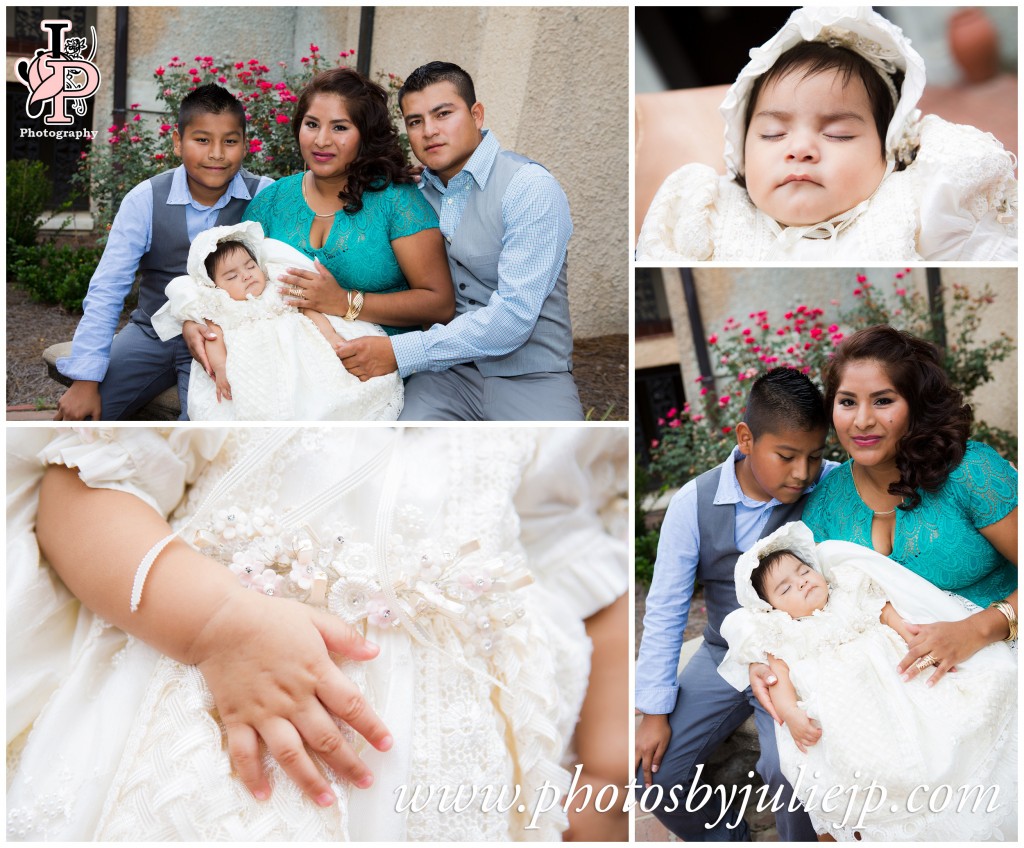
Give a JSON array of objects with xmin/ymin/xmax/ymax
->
[
  {"xmin": 301, "ymin": 307, "xmax": 344, "ymax": 349},
  {"xmin": 205, "ymin": 321, "xmax": 228, "ymax": 375},
  {"xmin": 880, "ymin": 602, "xmax": 915, "ymax": 644},
  {"xmin": 203, "ymin": 322, "xmax": 231, "ymax": 402},
  {"xmin": 766, "ymin": 654, "xmax": 821, "ymax": 752},
  {"xmin": 568, "ymin": 593, "xmax": 629, "ymax": 841},
  {"xmin": 36, "ymin": 465, "xmax": 391, "ymax": 804}
]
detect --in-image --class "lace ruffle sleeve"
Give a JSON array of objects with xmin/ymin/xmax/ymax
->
[
  {"xmin": 949, "ymin": 441, "xmax": 1018, "ymax": 529},
  {"xmin": 514, "ymin": 430, "xmax": 628, "ymax": 620},
  {"xmin": 636, "ymin": 164, "xmax": 720, "ymax": 261},
  {"xmin": 38, "ymin": 428, "xmax": 227, "ymax": 516},
  {"xmin": 386, "ymin": 182, "xmax": 440, "ymax": 240},
  {"xmin": 914, "ymin": 115, "xmax": 1018, "ymax": 260},
  {"xmin": 151, "ymin": 275, "xmax": 211, "ymax": 340}
]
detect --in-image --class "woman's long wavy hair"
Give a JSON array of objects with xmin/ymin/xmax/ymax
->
[
  {"xmin": 292, "ymin": 68, "xmax": 413, "ymax": 213},
  {"xmin": 823, "ymin": 325, "xmax": 973, "ymax": 510}
]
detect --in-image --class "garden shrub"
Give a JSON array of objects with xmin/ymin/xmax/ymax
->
[
  {"xmin": 7, "ymin": 160, "xmax": 52, "ymax": 247},
  {"xmin": 9, "ymin": 241, "xmax": 104, "ymax": 311}
]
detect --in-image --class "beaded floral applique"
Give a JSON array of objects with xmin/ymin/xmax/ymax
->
[{"xmin": 192, "ymin": 507, "xmax": 533, "ymax": 654}]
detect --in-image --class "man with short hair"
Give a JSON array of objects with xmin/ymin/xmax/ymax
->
[{"xmin": 337, "ymin": 61, "xmax": 583, "ymax": 421}]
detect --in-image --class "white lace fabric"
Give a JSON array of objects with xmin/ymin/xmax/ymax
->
[
  {"xmin": 7, "ymin": 427, "xmax": 626, "ymax": 841},
  {"xmin": 637, "ymin": 116, "xmax": 1017, "ymax": 262}
]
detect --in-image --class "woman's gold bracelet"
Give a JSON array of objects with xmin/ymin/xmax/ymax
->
[
  {"xmin": 989, "ymin": 600, "xmax": 1018, "ymax": 642},
  {"xmin": 343, "ymin": 290, "xmax": 364, "ymax": 321}
]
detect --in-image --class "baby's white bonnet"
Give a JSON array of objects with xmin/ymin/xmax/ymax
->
[
  {"xmin": 187, "ymin": 220, "xmax": 267, "ymax": 289},
  {"xmin": 734, "ymin": 520, "xmax": 822, "ymax": 612},
  {"xmin": 721, "ymin": 6, "xmax": 927, "ymax": 179}
]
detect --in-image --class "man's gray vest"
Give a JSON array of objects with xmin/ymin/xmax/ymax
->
[
  {"xmin": 419, "ymin": 149, "xmax": 573, "ymax": 377},
  {"xmin": 131, "ymin": 167, "xmax": 262, "ymax": 327},
  {"xmin": 694, "ymin": 464, "xmax": 808, "ymax": 650}
]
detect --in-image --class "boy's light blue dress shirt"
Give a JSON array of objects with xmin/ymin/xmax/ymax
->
[
  {"xmin": 635, "ymin": 448, "xmax": 838, "ymax": 715},
  {"xmin": 390, "ymin": 130, "xmax": 572, "ymax": 377},
  {"xmin": 58, "ymin": 166, "xmax": 273, "ymax": 382}
]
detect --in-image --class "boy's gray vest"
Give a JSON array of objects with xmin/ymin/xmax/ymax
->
[
  {"xmin": 131, "ymin": 168, "xmax": 262, "ymax": 328},
  {"xmin": 695, "ymin": 464, "xmax": 807, "ymax": 651},
  {"xmin": 419, "ymin": 149, "xmax": 573, "ymax": 377}
]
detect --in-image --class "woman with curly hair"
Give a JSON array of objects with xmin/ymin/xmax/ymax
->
[
  {"xmin": 797, "ymin": 325, "xmax": 1017, "ymax": 682},
  {"xmin": 185, "ymin": 67, "xmax": 453, "ymax": 369}
]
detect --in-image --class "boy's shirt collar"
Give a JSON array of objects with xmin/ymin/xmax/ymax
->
[
  {"xmin": 714, "ymin": 446, "xmax": 828, "ymax": 508},
  {"xmin": 421, "ymin": 129, "xmax": 500, "ymax": 194},
  {"xmin": 167, "ymin": 165, "xmax": 254, "ymax": 210}
]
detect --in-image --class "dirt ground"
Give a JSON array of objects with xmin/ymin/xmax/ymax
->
[{"xmin": 6, "ymin": 280, "xmax": 628, "ymax": 419}]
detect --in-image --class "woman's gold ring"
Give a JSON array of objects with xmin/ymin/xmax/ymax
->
[{"xmin": 913, "ymin": 654, "xmax": 938, "ymax": 671}]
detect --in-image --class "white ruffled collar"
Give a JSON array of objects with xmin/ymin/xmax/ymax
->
[{"xmin": 760, "ymin": 157, "xmax": 900, "ymax": 245}]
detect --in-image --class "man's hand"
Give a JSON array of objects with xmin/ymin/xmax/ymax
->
[
  {"xmin": 336, "ymin": 336, "xmax": 398, "ymax": 381},
  {"xmin": 749, "ymin": 662, "xmax": 781, "ymax": 724},
  {"xmin": 183, "ymin": 319, "xmax": 218, "ymax": 377},
  {"xmin": 634, "ymin": 713, "xmax": 671, "ymax": 788},
  {"xmin": 54, "ymin": 380, "xmax": 102, "ymax": 420},
  {"xmin": 780, "ymin": 705, "xmax": 821, "ymax": 753}
]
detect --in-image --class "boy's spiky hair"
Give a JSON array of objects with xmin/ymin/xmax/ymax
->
[
  {"xmin": 178, "ymin": 83, "xmax": 246, "ymax": 135},
  {"xmin": 743, "ymin": 367, "xmax": 827, "ymax": 439}
]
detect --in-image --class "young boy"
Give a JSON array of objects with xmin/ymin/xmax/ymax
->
[
  {"xmin": 54, "ymin": 84, "xmax": 273, "ymax": 420},
  {"xmin": 634, "ymin": 367, "xmax": 837, "ymax": 841}
]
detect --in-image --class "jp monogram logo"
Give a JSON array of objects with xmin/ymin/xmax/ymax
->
[{"xmin": 16, "ymin": 20, "xmax": 102, "ymax": 126}]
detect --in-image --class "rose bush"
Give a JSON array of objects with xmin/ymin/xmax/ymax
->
[
  {"xmin": 75, "ymin": 46, "xmax": 408, "ymax": 240},
  {"xmin": 647, "ymin": 271, "xmax": 1016, "ymax": 489}
]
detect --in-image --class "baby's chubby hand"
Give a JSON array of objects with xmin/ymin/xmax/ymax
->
[
  {"xmin": 781, "ymin": 705, "xmax": 821, "ymax": 753},
  {"xmin": 187, "ymin": 589, "xmax": 393, "ymax": 806},
  {"xmin": 215, "ymin": 372, "xmax": 232, "ymax": 403}
]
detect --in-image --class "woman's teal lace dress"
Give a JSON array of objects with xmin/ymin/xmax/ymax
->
[
  {"xmin": 803, "ymin": 441, "xmax": 1017, "ymax": 607},
  {"xmin": 243, "ymin": 175, "xmax": 439, "ymax": 335}
]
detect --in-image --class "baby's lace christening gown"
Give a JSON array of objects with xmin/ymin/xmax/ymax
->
[{"xmin": 7, "ymin": 427, "xmax": 627, "ymax": 841}]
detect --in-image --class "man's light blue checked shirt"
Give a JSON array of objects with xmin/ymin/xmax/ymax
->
[{"xmin": 390, "ymin": 130, "xmax": 573, "ymax": 377}]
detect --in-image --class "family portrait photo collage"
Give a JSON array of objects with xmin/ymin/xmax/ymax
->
[{"xmin": 4, "ymin": 4, "xmax": 1018, "ymax": 843}]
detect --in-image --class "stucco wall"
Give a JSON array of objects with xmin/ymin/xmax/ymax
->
[
  {"xmin": 92, "ymin": 6, "xmax": 628, "ymax": 339},
  {"xmin": 642, "ymin": 266, "xmax": 1017, "ymax": 432}
]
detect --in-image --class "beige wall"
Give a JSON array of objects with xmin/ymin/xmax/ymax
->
[
  {"xmin": 91, "ymin": 6, "xmax": 628, "ymax": 339},
  {"xmin": 637, "ymin": 267, "xmax": 1018, "ymax": 432}
]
